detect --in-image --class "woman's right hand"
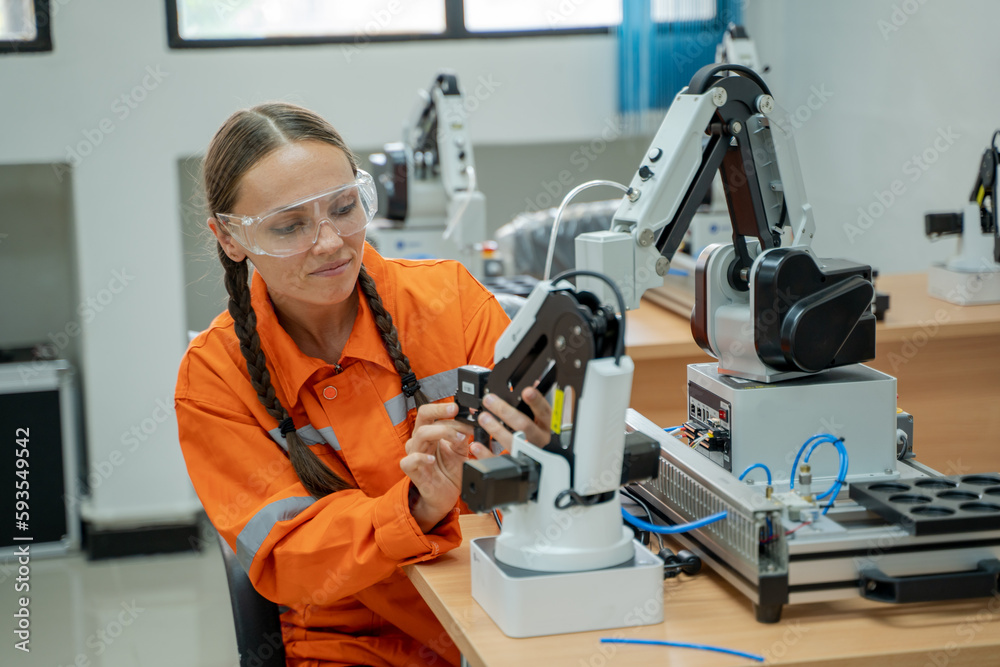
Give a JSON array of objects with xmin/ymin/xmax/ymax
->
[{"xmin": 400, "ymin": 402, "xmax": 476, "ymax": 533}]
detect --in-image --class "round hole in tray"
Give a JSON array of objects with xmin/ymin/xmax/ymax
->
[
  {"xmin": 888, "ymin": 493, "xmax": 932, "ymax": 504},
  {"xmin": 959, "ymin": 502, "xmax": 1000, "ymax": 514},
  {"xmin": 910, "ymin": 505, "xmax": 955, "ymax": 517},
  {"xmin": 914, "ymin": 479, "xmax": 958, "ymax": 489},
  {"xmin": 985, "ymin": 487, "xmax": 1000, "ymax": 497},
  {"xmin": 962, "ymin": 475, "xmax": 1000, "ymax": 486},
  {"xmin": 869, "ymin": 483, "xmax": 910, "ymax": 492},
  {"xmin": 937, "ymin": 490, "xmax": 980, "ymax": 501}
]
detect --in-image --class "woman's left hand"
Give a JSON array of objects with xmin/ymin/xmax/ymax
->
[{"xmin": 473, "ymin": 386, "xmax": 553, "ymax": 456}]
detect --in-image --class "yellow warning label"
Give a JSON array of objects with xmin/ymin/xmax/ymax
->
[{"xmin": 550, "ymin": 388, "xmax": 565, "ymax": 434}]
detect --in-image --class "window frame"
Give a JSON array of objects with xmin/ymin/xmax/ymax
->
[
  {"xmin": 1, "ymin": 0, "xmax": 53, "ymax": 55},
  {"xmin": 165, "ymin": 0, "xmax": 613, "ymax": 50}
]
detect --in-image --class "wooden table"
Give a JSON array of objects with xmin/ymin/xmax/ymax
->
[
  {"xmin": 623, "ymin": 272, "xmax": 1000, "ymax": 475},
  {"xmin": 408, "ymin": 514, "xmax": 1000, "ymax": 666}
]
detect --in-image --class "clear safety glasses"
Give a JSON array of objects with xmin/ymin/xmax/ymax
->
[{"xmin": 215, "ymin": 169, "xmax": 378, "ymax": 257}]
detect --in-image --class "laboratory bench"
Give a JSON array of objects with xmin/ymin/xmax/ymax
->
[{"xmin": 623, "ymin": 272, "xmax": 1000, "ymax": 477}]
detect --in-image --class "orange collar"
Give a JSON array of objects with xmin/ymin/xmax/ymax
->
[{"xmin": 249, "ymin": 243, "xmax": 399, "ymax": 408}]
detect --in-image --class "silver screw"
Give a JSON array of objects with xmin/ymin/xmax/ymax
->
[
  {"xmin": 756, "ymin": 94, "xmax": 775, "ymax": 114},
  {"xmin": 638, "ymin": 229, "xmax": 655, "ymax": 247},
  {"xmin": 712, "ymin": 88, "xmax": 728, "ymax": 107},
  {"xmin": 655, "ymin": 257, "xmax": 670, "ymax": 276},
  {"xmin": 555, "ymin": 336, "xmax": 566, "ymax": 351},
  {"xmin": 730, "ymin": 121, "xmax": 742, "ymax": 135},
  {"xmin": 573, "ymin": 359, "xmax": 582, "ymax": 369},
  {"xmin": 627, "ymin": 188, "xmax": 640, "ymax": 202},
  {"xmin": 572, "ymin": 326, "xmax": 582, "ymax": 336}
]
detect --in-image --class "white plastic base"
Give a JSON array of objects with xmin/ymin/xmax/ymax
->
[
  {"xmin": 927, "ymin": 264, "xmax": 1000, "ymax": 305},
  {"xmin": 469, "ymin": 536, "xmax": 664, "ymax": 638}
]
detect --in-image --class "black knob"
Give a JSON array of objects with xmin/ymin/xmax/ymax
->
[{"xmin": 638, "ymin": 165, "xmax": 654, "ymax": 181}]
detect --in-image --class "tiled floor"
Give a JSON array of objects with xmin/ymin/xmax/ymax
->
[{"xmin": 1, "ymin": 535, "xmax": 239, "ymax": 667}]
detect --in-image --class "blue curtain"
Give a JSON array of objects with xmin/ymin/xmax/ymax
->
[{"xmin": 618, "ymin": 0, "xmax": 744, "ymax": 134}]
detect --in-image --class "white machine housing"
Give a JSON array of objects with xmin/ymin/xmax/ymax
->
[
  {"xmin": 928, "ymin": 204, "xmax": 1000, "ymax": 305},
  {"xmin": 369, "ymin": 72, "xmax": 487, "ymax": 275},
  {"xmin": 470, "ymin": 356, "xmax": 664, "ymax": 637}
]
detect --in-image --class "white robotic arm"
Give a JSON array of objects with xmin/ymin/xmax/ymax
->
[
  {"xmin": 925, "ymin": 130, "xmax": 1000, "ymax": 305},
  {"xmin": 578, "ymin": 64, "xmax": 868, "ymax": 383},
  {"xmin": 369, "ymin": 72, "xmax": 487, "ymax": 269}
]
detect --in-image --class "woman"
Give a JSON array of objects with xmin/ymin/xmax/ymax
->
[{"xmin": 175, "ymin": 103, "xmax": 550, "ymax": 666}]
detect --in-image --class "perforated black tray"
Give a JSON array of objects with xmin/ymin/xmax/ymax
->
[{"xmin": 849, "ymin": 474, "xmax": 1000, "ymax": 536}]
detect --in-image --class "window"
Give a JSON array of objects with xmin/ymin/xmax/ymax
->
[
  {"xmin": 463, "ymin": 0, "xmax": 621, "ymax": 33},
  {"xmin": 168, "ymin": 0, "xmax": 719, "ymax": 48},
  {"xmin": 650, "ymin": 0, "xmax": 716, "ymax": 23},
  {"xmin": 1, "ymin": 0, "xmax": 52, "ymax": 54},
  {"xmin": 173, "ymin": 0, "xmax": 446, "ymax": 42}
]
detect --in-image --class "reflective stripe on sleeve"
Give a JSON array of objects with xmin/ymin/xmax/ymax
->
[
  {"xmin": 268, "ymin": 424, "xmax": 341, "ymax": 451},
  {"xmin": 236, "ymin": 496, "xmax": 316, "ymax": 572},
  {"xmin": 383, "ymin": 367, "xmax": 459, "ymax": 426}
]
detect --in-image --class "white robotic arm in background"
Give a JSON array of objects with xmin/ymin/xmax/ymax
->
[
  {"xmin": 576, "ymin": 62, "xmax": 875, "ymax": 383},
  {"xmin": 925, "ymin": 130, "xmax": 1000, "ymax": 304},
  {"xmin": 674, "ymin": 24, "xmax": 768, "ymax": 260},
  {"xmin": 369, "ymin": 72, "xmax": 488, "ymax": 275}
]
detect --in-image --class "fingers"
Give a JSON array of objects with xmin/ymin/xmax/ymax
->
[
  {"xmin": 399, "ymin": 451, "xmax": 436, "ymax": 480},
  {"xmin": 476, "ymin": 410, "xmax": 512, "ymax": 452},
  {"xmin": 434, "ymin": 442, "xmax": 461, "ymax": 488},
  {"xmin": 480, "ymin": 392, "xmax": 551, "ymax": 447},
  {"xmin": 414, "ymin": 402, "xmax": 460, "ymax": 429},
  {"xmin": 405, "ymin": 423, "xmax": 470, "ymax": 455},
  {"xmin": 470, "ymin": 441, "xmax": 494, "ymax": 459},
  {"xmin": 521, "ymin": 386, "xmax": 552, "ymax": 430}
]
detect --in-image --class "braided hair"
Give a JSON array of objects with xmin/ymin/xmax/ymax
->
[{"xmin": 204, "ymin": 103, "xmax": 428, "ymax": 498}]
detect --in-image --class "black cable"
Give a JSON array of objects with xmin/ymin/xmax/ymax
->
[
  {"xmin": 621, "ymin": 487, "xmax": 663, "ymax": 553},
  {"xmin": 550, "ymin": 269, "xmax": 627, "ymax": 364}
]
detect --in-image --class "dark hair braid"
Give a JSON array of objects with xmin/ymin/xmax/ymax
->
[
  {"xmin": 204, "ymin": 102, "xmax": 430, "ymax": 499},
  {"xmin": 358, "ymin": 265, "xmax": 430, "ymax": 408},
  {"xmin": 219, "ymin": 246, "xmax": 351, "ymax": 498}
]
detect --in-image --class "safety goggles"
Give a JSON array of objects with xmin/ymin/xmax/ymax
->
[{"xmin": 215, "ymin": 169, "xmax": 378, "ymax": 257}]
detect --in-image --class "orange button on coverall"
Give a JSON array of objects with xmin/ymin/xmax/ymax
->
[{"xmin": 175, "ymin": 244, "xmax": 509, "ymax": 666}]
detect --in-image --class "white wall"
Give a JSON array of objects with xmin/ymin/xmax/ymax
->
[
  {"xmin": 745, "ymin": 0, "xmax": 1000, "ymax": 273},
  {"xmin": 2, "ymin": 0, "xmax": 997, "ymax": 528},
  {"xmin": 1, "ymin": 0, "xmax": 620, "ymax": 529}
]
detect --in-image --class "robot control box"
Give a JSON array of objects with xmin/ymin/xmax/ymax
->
[{"xmin": 685, "ymin": 363, "xmax": 898, "ymax": 487}]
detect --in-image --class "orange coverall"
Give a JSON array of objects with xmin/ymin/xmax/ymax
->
[{"xmin": 175, "ymin": 244, "xmax": 509, "ymax": 666}]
